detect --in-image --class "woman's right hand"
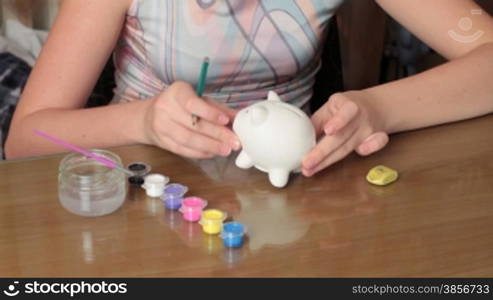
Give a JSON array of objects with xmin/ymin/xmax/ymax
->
[{"xmin": 143, "ymin": 81, "xmax": 241, "ymax": 159}]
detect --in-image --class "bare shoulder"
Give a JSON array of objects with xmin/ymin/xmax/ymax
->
[{"xmin": 12, "ymin": 0, "xmax": 135, "ymax": 118}]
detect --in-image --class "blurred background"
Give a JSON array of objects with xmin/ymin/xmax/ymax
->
[{"xmin": 0, "ymin": 0, "xmax": 492, "ymax": 158}]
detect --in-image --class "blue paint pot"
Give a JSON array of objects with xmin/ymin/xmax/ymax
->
[
  {"xmin": 220, "ymin": 222, "xmax": 247, "ymax": 248},
  {"xmin": 161, "ymin": 183, "xmax": 188, "ymax": 210}
]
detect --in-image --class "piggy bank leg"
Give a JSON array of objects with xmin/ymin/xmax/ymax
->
[
  {"xmin": 235, "ymin": 150, "xmax": 254, "ymax": 169},
  {"xmin": 268, "ymin": 169, "xmax": 290, "ymax": 188}
]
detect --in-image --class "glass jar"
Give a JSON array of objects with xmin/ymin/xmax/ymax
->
[{"xmin": 58, "ymin": 149, "xmax": 127, "ymax": 217}]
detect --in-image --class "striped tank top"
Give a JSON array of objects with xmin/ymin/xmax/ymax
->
[{"xmin": 113, "ymin": 0, "xmax": 344, "ymax": 110}]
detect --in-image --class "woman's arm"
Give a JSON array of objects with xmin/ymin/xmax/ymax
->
[
  {"xmin": 371, "ymin": 0, "xmax": 493, "ymax": 133},
  {"xmin": 5, "ymin": 0, "xmax": 137, "ymax": 158},
  {"xmin": 302, "ymin": 0, "xmax": 493, "ymax": 176},
  {"xmin": 5, "ymin": 0, "xmax": 239, "ymax": 159}
]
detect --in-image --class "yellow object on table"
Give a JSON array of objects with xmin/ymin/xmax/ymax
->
[
  {"xmin": 366, "ymin": 165, "xmax": 399, "ymax": 186},
  {"xmin": 199, "ymin": 209, "xmax": 227, "ymax": 235}
]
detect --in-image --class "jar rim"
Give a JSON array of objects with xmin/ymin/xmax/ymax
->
[
  {"xmin": 59, "ymin": 149, "xmax": 124, "ymax": 185},
  {"xmin": 60, "ymin": 148, "xmax": 121, "ymax": 167}
]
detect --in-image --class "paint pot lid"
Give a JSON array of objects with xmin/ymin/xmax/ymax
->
[
  {"xmin": 144, "ymin": 173, "xmax": 169, "ymax": 185},
  {"xmin": 179, "ymin": 197, "xmax": 208, "ymax": 213},
  {"xmin": 126, "ymin": 162, "xmax": 151, "ymax": 176},
  {"xmin": 199, "ymin": 209, "xmax": 227, "ymax": 225},
  {"xmin": 163, "ymin": 183, "xmax": 188, "ymax": 198},
  {"xmin": 202, "ymin": 209, "xmax": 227, "ymax": 220},
  {"xmin": 220, "ymin": 222, "xmax": 247, "ymax": 239}
]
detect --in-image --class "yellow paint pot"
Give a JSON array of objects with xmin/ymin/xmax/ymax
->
[{"xmin": 199, "ymin": 209, "xmax": 227, "ymax": 235}]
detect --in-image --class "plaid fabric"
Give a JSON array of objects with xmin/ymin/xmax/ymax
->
[{"xmin": 0, "ymin": 52, "xmax": 31, "ymax": 159}]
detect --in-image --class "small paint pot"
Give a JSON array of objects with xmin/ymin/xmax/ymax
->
[
  {"xmin": 199, "ymin": 209, "xmax": 227, "ymax": 235},
  {"xmin": 141, "ymin": 174, "xmax": 169, "ymax": 198},
  {"xmin": 128, "ymin": 176, "xmax": 144, "ymax": 186},
  {"xmin": 161, "ymin": 183, "xmax": 188, "ymax": 210},
  {"xmin": 220, "ymin": 222, "xmax": 247, "ymax": 248},
  {"xmin": 179, "ymin": 197, "xmax": 208, "ymax": 222},
  {"xmin": 127, "ymin": 162, "xmax": 151, "ymax": 175},
  {"xmin": 127, "ymin": 162, "xmax": 151, "ymax": 186}
]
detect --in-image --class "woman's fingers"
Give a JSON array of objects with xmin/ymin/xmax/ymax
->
[
  {"xmin": 204, "ymin": 97, "xmax": 238, "ymax": 121},
  {"xmin": 302, "ymin": 119, "xmax": 359, "ymax": 173},
  {"xmin": 173, "ymin": 82, "xmax": 230, "ymax": 125},
  {"xmin": 302, "ymin": 91, "xmax": 389, "ymax": 176},
  {"xmin": 193, "ymin": 119, "xmax": 241, "ymax": 150},
  {"xmin": 166, "ymin": 121, "xmax": 232, "ymax": 157},
  {"xmin": 323, "ymin": 100, "xmax": 359, "ymax": 135},
  {"xmin": 304, "ymin": 136, "xmax": 361, "ymax": 177},
  {"xmin": 356, "ymin": 132, "xmax": 389, "ymax": 156},
  {"xmin": 160, "ymin": 135, "xmax": 215, "ymax": 159},
  {"xmin": 302, "ymin": 130, "xmax": 388, "ymax": 176},
  {"xmin": 186, "ymin": 119, "xmax": 240, "ymax": 151},
  {"xmin": 303, "ymin": 99, "xmax": 360, "ymax": 175},
  {"xmin": 310, "ymin": 94, "xmax": 359, "ymax": 137},
  {"xmin": 171, "ymin": 103, "xmax": 240, "ymax": 151},
  {"xmin": 311, "ymin": 107, "xmax": 333, "ymax": 136},
  {"xmin": 182, "ymin": 95, "xmax": 230, "ymax": 125},
  {"xmin": 149, "ymin": 81, "xmax": 240, "ymax": 158}
]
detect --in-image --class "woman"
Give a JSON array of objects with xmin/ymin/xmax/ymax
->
[{"xmin": 5, "ymin": 0, "xmax": 493, "ymax": 178}]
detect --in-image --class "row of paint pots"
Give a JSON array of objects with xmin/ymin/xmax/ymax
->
[{"xmin": 141, "ymin": 173, "xmax": 247, "ymax": 248}]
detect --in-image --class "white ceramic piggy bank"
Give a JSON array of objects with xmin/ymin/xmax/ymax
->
[{"xmin": 233, "ymin": 91, "xmax": 316, "ymax": 188}]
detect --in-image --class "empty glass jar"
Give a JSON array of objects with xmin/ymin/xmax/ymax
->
[{"xmin": 58, "ymin": 150, "xmax": 127, "ymax": 217}]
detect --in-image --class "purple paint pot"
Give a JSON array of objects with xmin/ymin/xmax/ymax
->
[{"xmin": 161, "ymin": 183, "xmax": 188, "ymax": 210}]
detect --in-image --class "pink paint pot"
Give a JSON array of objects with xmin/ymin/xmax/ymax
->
[{"xmin": 179, "ymin": 197, "xmax": 208, "ymax": 222}]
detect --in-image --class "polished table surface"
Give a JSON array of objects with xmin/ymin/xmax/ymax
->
[{"xmin": 1, "ymin": 115, "xmax": 493, "ymax": 277}]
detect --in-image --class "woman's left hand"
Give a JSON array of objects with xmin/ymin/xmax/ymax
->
[{"xmin": 302, "ymin": 90, "xmax": 389, "ymax": 177}]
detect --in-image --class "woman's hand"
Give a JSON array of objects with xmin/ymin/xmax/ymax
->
[
  {"xmin": 143, "ymin": 81, "xmax": 241, "ymax": 159},
  {"xmin": 302, "ymin": 91, "xmax": 389, "ymax": 176}
]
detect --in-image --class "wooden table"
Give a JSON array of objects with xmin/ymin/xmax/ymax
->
[{"xmin": 1, "ymin": 115, "xmax": 493, "ymax": 277}]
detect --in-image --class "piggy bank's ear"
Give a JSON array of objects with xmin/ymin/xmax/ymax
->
[
  {"xmin": 267, "ymin": 91, "xmax": 281, "ymax": 102},
  {"xmin": 250, "ymin": 106, "xmax": 268, "ymax": 126}
]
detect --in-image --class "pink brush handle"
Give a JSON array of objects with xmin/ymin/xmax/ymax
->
[{"xmin": 33, "ymin": 130, "xmax": 117, "ymax": 168}]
